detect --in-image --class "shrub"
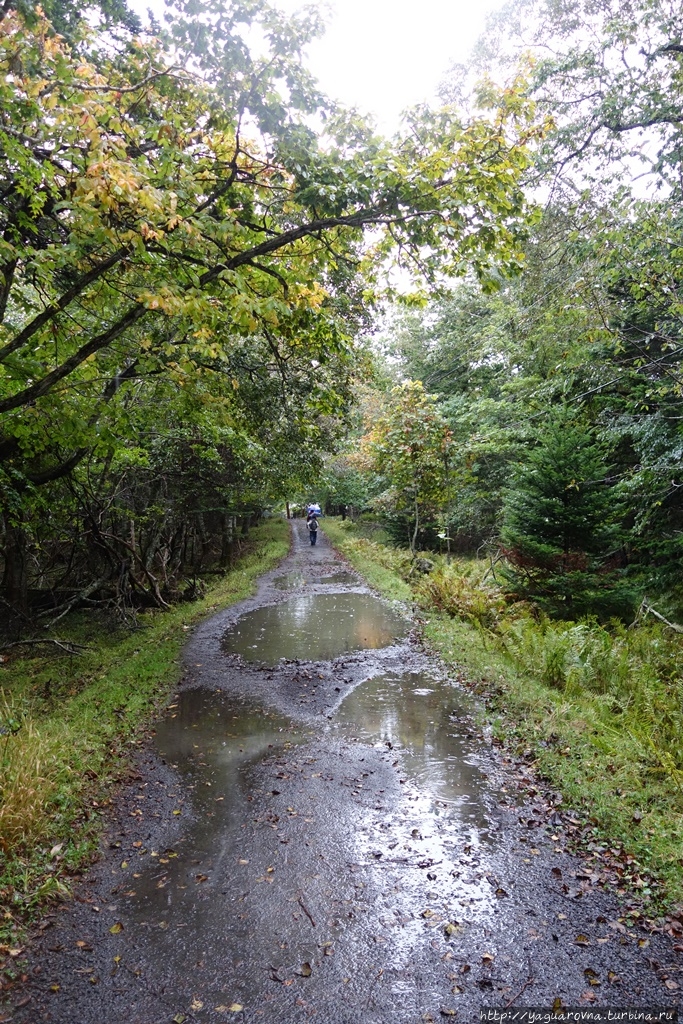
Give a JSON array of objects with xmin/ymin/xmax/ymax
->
[{"xmin": 413, "ymin": 562, "xmax": 506, "ymax": 628}]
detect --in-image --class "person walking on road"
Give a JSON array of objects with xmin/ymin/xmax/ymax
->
[{"xmin": 307, "ymin": 515, "xmax": 319, "ymax": 546}]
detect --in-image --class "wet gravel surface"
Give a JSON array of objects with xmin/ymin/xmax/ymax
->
[{"xmin": 5, "ymin": 522, "xmax": 683, "ymax": 1023}]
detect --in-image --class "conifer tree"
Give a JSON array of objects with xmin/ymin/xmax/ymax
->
[{"xmin": 501, "ymin": 411, "xmax": 627, "ymax": 616}]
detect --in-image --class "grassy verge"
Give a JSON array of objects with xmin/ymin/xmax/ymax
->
[
  {"xmin": 0, "ymin": 518, "xmax": 290, "ymax": 942},
  {"xmin": 324, "ymin": 517, "xmax": 683, "ymax": 912}
]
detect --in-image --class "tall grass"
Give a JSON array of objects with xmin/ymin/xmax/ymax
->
[{"xmin": 0, "ymin": 694, "xmax": 62, "ymax": 852}]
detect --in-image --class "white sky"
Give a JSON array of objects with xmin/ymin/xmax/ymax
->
[
  {"xmin": 279, "ymin": 0, "xmax": 504, "ymax": 132},
  {"xmin": 132, "ymin": 0, "xmax": 505, "ymax": 133}
]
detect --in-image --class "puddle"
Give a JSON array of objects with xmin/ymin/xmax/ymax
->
[
  {"xmin": 315, "ymin": 570, "xmax": 359, "ymax": 585},
  {"xmin": 222, "ymin": 592, "xmax": 407, "ymax": 665},
  {"xmin": 333, "ymin": 670, "xmax": 491, "ymax": 830},
  {"xmin": 271, "ymin": 572, "xmax": 307, "ymax": 590},
  {"xmin": 116, "ymin": 674, "xmax": 496, "ymax": 1013},
  {"xmin": 333, "ymin": 670, "xmax": 499, "ymax": 940},
  {"xmin": 125, "ymin": 690, "xmax": 309, "ymax": 931}
]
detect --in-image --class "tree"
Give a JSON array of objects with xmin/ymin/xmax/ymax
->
[
  {"xmin": 358, "ymin": 382, "xmax": 453, "ymax": 554},
  {"xmin": 500, "ymin": 410, "xmax": 627, "ymax": 616},
  {"xmin": 4, "ymin": 0, "xmax": 141, "ymax": 41},
  {"xmin": 0, "ymin": 0, "xmax": 543, "ymax": 617},
  {"xmin": 451, "ymin": 0, "xmax": 683, "ymax": 191}
]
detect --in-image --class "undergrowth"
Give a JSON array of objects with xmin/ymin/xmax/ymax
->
[
  {"xmin": 0, "ymin": 519, "xmax": 290, "ymax": 941},
  {"xmin": 323, "ymin": 517, "xmax": 683, "ymax": 909}
]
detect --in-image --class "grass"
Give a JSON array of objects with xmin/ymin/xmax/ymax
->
[
  {"xmin": 323, "ymin": 517, "xmax": 683, "ymax": 912},
  {"xmin": 0, "ymin": 518, "xmax": 290, "ymax": 941}
]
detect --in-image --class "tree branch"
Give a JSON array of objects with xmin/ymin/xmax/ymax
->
[
  {"xmin": 0, "ymin": 205, "xmax": 396, "ymax": 416},
  {"xmin": 0, "ymin": 247, "xmax": 130, "ymax": 363},
  {"xmin": 0, "ymin": 303, "xmax": 146, "ymax": 414}
]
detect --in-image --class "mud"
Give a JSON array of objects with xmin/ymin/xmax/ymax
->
[{"xmin": 6, "ymin": 521, "xmax": 682, "ymax": 1023}]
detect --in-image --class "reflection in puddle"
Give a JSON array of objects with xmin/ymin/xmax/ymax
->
[
  {"xmin": 222, "ymin": 592, "xmax": 407, "ymax": 665},
  {"xmin": 117, "ymin": 667, "xmax": 496, "ymax": 1012},
  {"xmin": 333, "ymin": 670, "xmax": 498, "ymax": 949},
  {"xmin": 334, "ymin": 670, "xmax": 489, "ymax": 828},
  {"xmin": 124, "ymin": 691, "xmax": 309, "ymax": 956},
  {"xmin": 315, "ymin": 571, "xmax": 360, "ymax": 585},
  {"xmin": 271, "ymin": 572, "xmax": 306, "ymax": 590}
]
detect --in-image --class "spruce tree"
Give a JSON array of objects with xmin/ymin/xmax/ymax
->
[{"xmin": 501, "ymin": 411, "xmax": 627, "ymax": 617}]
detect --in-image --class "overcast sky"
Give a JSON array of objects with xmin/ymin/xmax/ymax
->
[{"xmin": 131, "ymin": 0, "xmax": 505, "ymax": 133}]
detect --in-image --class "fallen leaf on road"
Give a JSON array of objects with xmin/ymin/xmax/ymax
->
[
  {"xmin": 575, "ymin": 934, "xmax": 590, "ymax": 946},
  {"xmin": 190, "ymin": 999, "xmax": 203, "ymax": 1011},
  {"xmin": 444, "ymin": 923, "xmax": 460, "ymax": 936},
  {"xmin": 665, "ymin": 980, "xmax": 680, "ymax": 991},
  {"xmin": 296, "ymin": 962, "xmax": 312, "ymax": 977},
  {"xmin": 481, "ymin": 953, "xmax": 494, "ymax": 963},
  {"xmin": 172, "ymin": 1015, "xmax": 186, "ymax": 1023},
  {"xmin": 109, "ymin": 922, "xmax": 123, "ymax": 934}
]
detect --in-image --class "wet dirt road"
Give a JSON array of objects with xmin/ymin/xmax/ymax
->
[{"xmin": 7, "ymin": 522, "xmax": 683, "ymax": 1023}]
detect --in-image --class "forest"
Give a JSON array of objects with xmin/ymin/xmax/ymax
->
[
  {"xmin": 2, "ymin": 0, "xmax": 681, "ymax": 628},
  {"xmin": 3, "ymin": 0, "xmax": 683, "ymax": 924}
]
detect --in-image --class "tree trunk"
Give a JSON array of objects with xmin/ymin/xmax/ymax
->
[
  {"xmin": 2, "ymin": 513, "xmax": 29, "ymax": 619},
  {"xmin": 220, "ymin": 514, "xmax": 234, "ymax": 569},
  {"xmin": 411, "ymin": 496, "xmax": 419, "ymax": 557}
]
